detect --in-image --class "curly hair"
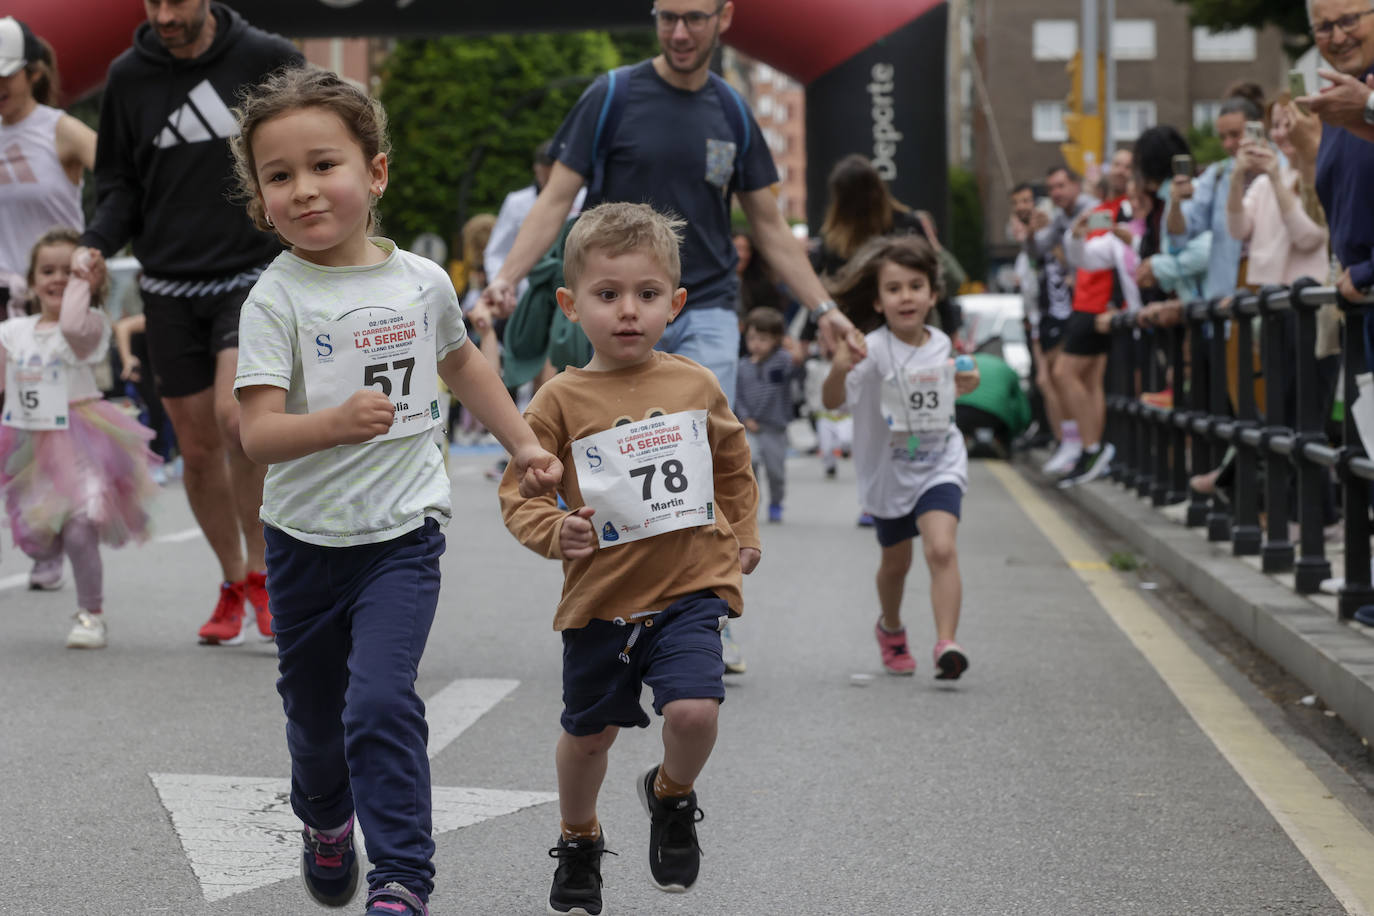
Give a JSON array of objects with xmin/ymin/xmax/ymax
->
[
  {"xmin": 827, "ymin": 235, "xmax": 940, "ymax": 334},
  {"xmin": 229, "ymin": 66, "xmax": 391, "ymax": 243}
]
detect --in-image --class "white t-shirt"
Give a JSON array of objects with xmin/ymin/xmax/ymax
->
[
  {"xmin": 844, "ymin": 325, "xmax": 968, "ymax": 519},
  {"xmin": 234, "ymin": 240, "xmax": 468, "ymax": 547},
  {"xmin": 0, "ymin": 313, "xmax": 110, "ymax": 404}
]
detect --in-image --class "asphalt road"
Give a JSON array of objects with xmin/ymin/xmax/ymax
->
[{"xmin": 2, "ymin": 448, "xmax": 1371, "ymax": 915}]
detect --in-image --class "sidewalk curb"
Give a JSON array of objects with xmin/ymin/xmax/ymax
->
[{"xmin": 1033, "ymin": 466, "xmax": 1374, "ymax": 746}]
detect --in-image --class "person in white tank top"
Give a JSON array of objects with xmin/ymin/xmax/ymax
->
[{"xmin": 0, "ymin": 17, "xmax": 96, "ymax": 288}]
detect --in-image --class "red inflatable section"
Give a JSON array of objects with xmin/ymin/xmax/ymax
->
[
  {"xmin": 727, "ymin": 0, "xmax": 941, "ymax": 84},
  {"xmin": 11, "ymin": 0, "xmax": 940, "ymax": 103}
]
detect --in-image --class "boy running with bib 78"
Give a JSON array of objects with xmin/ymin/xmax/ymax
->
[
  {"xmin": 822, "ymin": 236, "xmax": 979, "ymax": 681},
  {"xmin": 499, "ymin": 202, "xmax": 760, "ymax": 915}
]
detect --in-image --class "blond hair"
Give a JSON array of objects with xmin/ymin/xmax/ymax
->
[
  {"xmin": 230, "ymin": 66, "xmax": 391, "ymax": 242},
  {"xmin": 563, "ymin": 203, "xmax": 684, "ymax": 291}
]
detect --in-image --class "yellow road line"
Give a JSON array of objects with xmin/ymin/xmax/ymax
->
[{"xmin": 986, "ymin": 463, "xmax": 1374, "ymax": 916}]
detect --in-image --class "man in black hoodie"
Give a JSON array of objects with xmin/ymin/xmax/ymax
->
[{"xmin": 79, "ymin": 1, "xmax": 301, "ymax": 645}]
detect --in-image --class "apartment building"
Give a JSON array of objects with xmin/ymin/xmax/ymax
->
[
  {"xmin": 971, "ymin": 0, "xmax": 1287, "ymax": 259},
  {"xmin": 728, "ymin": 52, "xmax": 809, "ymax": 224}
]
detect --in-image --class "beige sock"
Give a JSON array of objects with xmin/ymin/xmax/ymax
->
[
  {"xmin": 653, "ymin": 766, "xmax": 693, "ymax": 799},
  {"xmin": 561, "ymin": 818, "xmax": 601, "ymax": 841}
]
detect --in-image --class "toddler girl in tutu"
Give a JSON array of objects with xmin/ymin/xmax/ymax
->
[{"xmin": 0, "ymin": 228, "xmax": 160, "ymax": 648}]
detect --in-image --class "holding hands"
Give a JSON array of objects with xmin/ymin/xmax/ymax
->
[
  {"xmin": 479, "ymin": 278, "xmax": 520, "ymax": 319},
  {"xmin": 511, "ymin": 443, "xmax": 563, "ymax": 498}
]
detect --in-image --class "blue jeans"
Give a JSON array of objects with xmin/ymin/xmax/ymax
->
[
  {"xmin": 657, "ymin": 306, "xmax": 741, "ymax": 406},
  {"xmin": 265, "ymin": 518, "xmax": 445, "ymax": 902}
]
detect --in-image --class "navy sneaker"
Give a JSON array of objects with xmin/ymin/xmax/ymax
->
[
  {"xmin": 365, "ymin": 882, "xmax": 428, "ymax": 915},
  {"xmin": 548, "ymin": 832, "xmax": 616, "ymax": 915},
  {"xmin": 300, "ymin": 817, "xmax": 359, "ymax": 907},
  {"xmin": 636, "ymin": 766, "xmax": 704, "ymax": 892}
]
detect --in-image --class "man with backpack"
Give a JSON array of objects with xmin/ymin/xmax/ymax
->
[{"xmin": 480, "ymin": 0, "xmax": 864, "ymax": 402}]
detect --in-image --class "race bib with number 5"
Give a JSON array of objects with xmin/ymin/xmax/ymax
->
[
  {"xmin": 3, "ymin": 358, "xmax": 67, "ymax": 430},
  {"xmin": 301, "ymin": 303, "xmax": 441, "ymax": 444},
  {"xmin": 572, "ymin": 409, "xmax": 715, "ymax": 548}
]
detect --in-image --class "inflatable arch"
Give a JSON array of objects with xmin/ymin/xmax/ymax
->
[{"xmin": 13, "ymin": 0, "xmax": 947, "ymax": 228}]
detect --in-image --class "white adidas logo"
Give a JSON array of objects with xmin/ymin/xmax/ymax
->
[{"xmin": 152, "ymin": 79, "xmax": 239, "ymax": 149}]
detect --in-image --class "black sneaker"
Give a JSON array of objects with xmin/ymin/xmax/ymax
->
[
  {"xmin": 636, "ymin": 767, "xmax": 704, "ymax": 892},
  {"xmin": 299, "ymin": 818, "xmax": 359, "ymax": 907},
  {"xmin": 548, "ymin": 832, "xmax": 615, "ymax": 915},
  {"xmin": 1058, "ymin": 443, "xmax": 1114, "ymax": 489}
]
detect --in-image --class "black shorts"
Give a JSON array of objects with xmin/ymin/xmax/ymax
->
[
  {"xmin": 1062, "ymin": 310, "xmax": 1111, "ymax": 357},
  {"xmin": 1039, "ymin": 315, "xmax": 1068, "ymax": 351},
  {"xmin": 873, "ymin": 483, "xmax": 964, "ymax": 548},
  {"xmin": 560, "ymin": 590, "xmax": 728, "ymax": 736},
  {"xmin": 142, "ymin": 286, "xmax": 250, "ymax": 398}
]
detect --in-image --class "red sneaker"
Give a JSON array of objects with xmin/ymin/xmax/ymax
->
[
  {"xmin": 198, "ymin": 581, "xmax": 248, "ymax": 646},
  {"xmin": 242, "ymin": 571, "xmax": 272, "ymax": 640},
  {"xmin": 875, "ymin": 622, "xmax": 916, "ymax": 675}
]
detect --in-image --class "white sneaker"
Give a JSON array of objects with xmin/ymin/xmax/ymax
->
[
  {"xmin": 65, "ymin": 611, "xmax": 107, "ymax": 649},
  {"xmin": 1042, "ymin": 441, "xmax": 1082, "ymax": 476},
  {"xmin": 721, "ymin": 622, "xmax": 746, "ymax": 675},
  {"xmin": 29, "ymin": 557, "xmax": 64, "ymax": 591}
]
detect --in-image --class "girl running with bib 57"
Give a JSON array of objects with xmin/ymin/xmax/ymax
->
[
  {"xmin": 821, "ymin": 236, "xmax": 979, "ymax": 680},
  {"xmin": 229, "ymin": 66, "xmax": 561, "ymax": 916}
]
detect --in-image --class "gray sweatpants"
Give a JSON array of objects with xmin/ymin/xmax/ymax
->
[{"xmin": 747, "ymin": 425, "xmax": 789, "ymax": 508}]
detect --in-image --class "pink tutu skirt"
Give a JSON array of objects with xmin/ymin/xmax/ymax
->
[{"xmin": 0, "ymin": 399, "xmax": 161, "ymax": 556}]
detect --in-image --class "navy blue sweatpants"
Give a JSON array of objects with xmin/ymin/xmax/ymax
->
[{"xmin": 265, "ymin": 518, "xmax": 444, "ymax": 902}]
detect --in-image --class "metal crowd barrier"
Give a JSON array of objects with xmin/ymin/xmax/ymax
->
[{"xmin": 1102, "ymin": 280, "xmax": 1374, "ymax": 619}]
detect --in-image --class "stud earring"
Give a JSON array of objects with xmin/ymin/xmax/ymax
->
[{"xmin": 265, "ymin": 212, "xmax": 274, "ymax": 228}]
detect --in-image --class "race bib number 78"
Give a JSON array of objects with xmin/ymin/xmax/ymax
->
[{"xmin": 572, "ymin": 409, "xmax": 715, "ymax": 548}]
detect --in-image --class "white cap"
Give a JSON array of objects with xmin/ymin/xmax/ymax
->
[{"xmin": 0, "ymin": 17, "xmax": 41, "ymax": 79}]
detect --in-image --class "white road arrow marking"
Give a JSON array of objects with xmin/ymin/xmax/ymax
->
[{"xmin": 152, "ymin": 678, "xmax": 556, "ymax": 903}]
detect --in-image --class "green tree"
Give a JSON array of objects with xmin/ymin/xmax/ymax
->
[
  {"xmin": 1186, "ymin": 122, "xmax": 1228, "ymax": 168},
  {"xmin": 378, "ymin": 32, "xmax": 621, "ymax": 248},
  {"xmin": 948, "ymin": 166, "xmax": 985, "ymax": 287},
  {"xmin": 1171, "ymin": 0, "xmax": 1310, "ymax": 49}
]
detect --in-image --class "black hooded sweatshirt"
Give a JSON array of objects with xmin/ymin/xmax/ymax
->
[{"xmin": 80, "ymin": 4, "xmax": 302, "ymax": 284}]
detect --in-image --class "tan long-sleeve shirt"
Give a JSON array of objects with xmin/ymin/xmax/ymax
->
[{"xmin": 500, "ymin": 352, "xmax": 760, "ymax": 630}]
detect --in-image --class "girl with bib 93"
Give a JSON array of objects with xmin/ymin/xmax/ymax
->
[
  {"xmin": 0, "ymin": 228, "xmax": 159, "ymax": 650},
  {"xmin": 821, "ymin": 236, "xmax": 979, "ymax": 681},
  {"xmin": 229, "ymin": 66, "xmax": 561, "ymax": 916}
]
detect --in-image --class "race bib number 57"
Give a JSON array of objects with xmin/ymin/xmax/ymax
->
[
  {"xmin": 301, "ymin": 303, "xmax": 441, "ymax": 444},
  {"xmin": 572, "ymin": 409, "xmax": 715, "ymax": 548}
]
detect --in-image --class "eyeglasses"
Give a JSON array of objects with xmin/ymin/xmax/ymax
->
[
  {"xmin": 652, "ymin": 6, "xmax": 723, "ymax": 32},
  {"xmin": 1312, "ymin": 9, "xmax": 1374, "ymax": 39}
]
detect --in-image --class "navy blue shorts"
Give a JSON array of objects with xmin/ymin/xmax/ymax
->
[
  {"xmin": 560, "ymin": 590, "xmax": 728, "ymax": 737},
  {"xmin": 873, "ymin": 483, "xmax": 963, "ymax": 548}
]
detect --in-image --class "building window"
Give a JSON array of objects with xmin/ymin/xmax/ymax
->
[
  {"xmin": 1033, "ymin": 20, "xmax": 1077, "ymax": 61},
  {"xmin": 1111, "ymin": 20, "xmax": 1156, "ymax": 60},
  {"xmin": 1192, "ymin": 100, "xmax": 1222, "ymax": 129},
  {"xmin": 1193, "ymin": 27, "xmax": 1256, "ymax": 61},
  {"xmin": 1032, "ymin": 101, "xmax": 1068, "ymax": 142},
  {"xmin": 757, "ymin": 95, "xmax": 775, "ymax": 119},
  {"xmin": 1112, "ymin": 101, "xmax": 1157, "ymax": 142},
  {"xmin": 778, "ymin": 163, "xmax": 789, "ymax": 183}
]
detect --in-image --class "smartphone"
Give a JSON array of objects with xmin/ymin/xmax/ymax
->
[
  {"xmin": 1244, "ymin": 120, "xmax": 1267, "ymax": 143},
  {"xmin": 1289, "ymin": 69, "xmax": 1310, "ymax": 115},
  {"xmin": 1035, "ymin": 197, "xmax": 1056, "ymax": 218},
  {"xmin": 1087, "ymin": 210, "xmax": 1113, "ymax": 232},
  {"xmin": 1171, "ymin": 154, "xmax": 1194, "ymax": 178}
]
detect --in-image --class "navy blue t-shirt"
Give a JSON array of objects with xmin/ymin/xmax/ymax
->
[{"xmin": 553, "ymin": 61, "xmax": 779, "ymax": 311}]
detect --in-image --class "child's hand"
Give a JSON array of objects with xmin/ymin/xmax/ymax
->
[
  {"xmin": 954, "ymin": 365, "xmax": 980, "ymax": 396},
  {"xmin": 742, "ymin": 417, "xmax": 760, "ymax": 433},
  {"xmin": 831, "ymin": 337, "xmax": 857, "ymax": 372},
  {"xmin": 739, "ymin": 546, "xmax": 760, "ymax": 575},
  {"xmin": 513, "ymin": 444, "xmax": 563, "ymax": 498},
  {"xmin": 71, "ymin": 247, "xmax": 105, "ymax": 288},
  {"xmin": 559, "ymin": 506, "xmax": 598, "ymax": 558},
  {"xmin": 332, "ymin": 389, "xmax": 395, "ymax": 444}
]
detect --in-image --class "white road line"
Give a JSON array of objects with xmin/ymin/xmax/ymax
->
[
  {"xmin": 426, "ymin": 677, "xmax": 520, "ymax": 759},
  {"xmin": 155, "ymin": 527, "xmax": 204, "ymax": 543},
  {"xmin": 0, "ymin": 573, "xmax": 28, "ymax": 591}
]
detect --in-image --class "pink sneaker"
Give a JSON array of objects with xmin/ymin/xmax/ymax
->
[
  {"xmin": 933, "ymin": 640, "xmax": 969, "ymax": 680},
  {"xmin": 875, "ymin": 622, "xmax": 915, "ymax": 675}
]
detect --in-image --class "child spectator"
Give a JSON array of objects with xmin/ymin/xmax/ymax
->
[
  {"xmin": 0, "ymin": 228, "xmax": 160, "ymax": 648},
  {"xmin": 499, "ymin": 202, "xmax": 760, "ymax": 916},
  {"xmin": 735, "ymin": 306, "xmax": 800, "ymax": 522},
  {"xmin": 229, "ymin": 67, "xmax": 560, "ymax": 916},
  {"xmin": 803, "ymin": 337, "xmax": 854, "ymax": 478},
  {"xmin": 821, "ymin": 236, "xmax": 979, "ymax": 679}
]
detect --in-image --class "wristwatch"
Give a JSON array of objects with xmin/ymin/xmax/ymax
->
[
  {"xmin": 813, "ymin": 299, "xmax": 839, "ymax": 319},
  {"xmin": 1363, "ymin": 90, "xmax": 1374, "ymax": 126}
]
